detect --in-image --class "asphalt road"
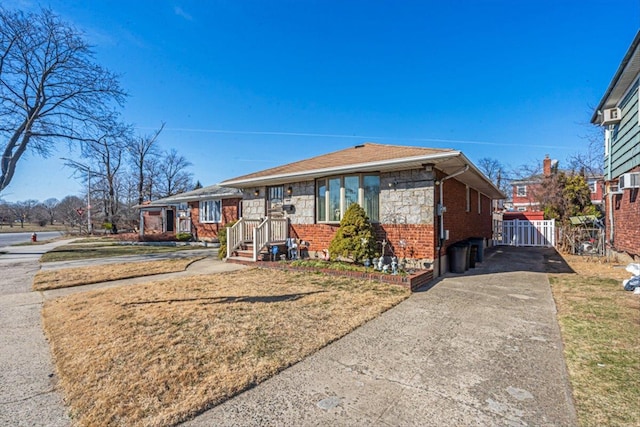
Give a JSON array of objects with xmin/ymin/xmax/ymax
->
[{"xmin": 0, "ymin": 231, "xmax": 63, "ymax": 248}]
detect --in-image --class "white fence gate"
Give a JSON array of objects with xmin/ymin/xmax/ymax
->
[{"xmin": 493, "ymin": 219, "xmax": 556, "ymax": 247}]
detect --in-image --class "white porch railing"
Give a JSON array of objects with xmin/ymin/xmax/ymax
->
[
  {"xmin": 227, "ymin": 217, "xmax": 289, "ymax": 260},
  {"xmin": 253, "ymin": 217, "xmax": 288, "ymax": 261},
  {"xmin": 227, "ymin": 218, "xmax": 261, "ymax": 258}
]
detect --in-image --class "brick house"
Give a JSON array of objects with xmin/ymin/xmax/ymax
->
[
  {"xmin": 510, "ymin": 155, "xmax": 604, "ymax": 213},
  {"xmin": 220, "ymin": 143, "xmax": 504, "ymax": 276},
  {"xmin": 138, "ymin": 184, "xmax": 242, "ymax": 241},
  {"xmin": 590, "ymin": 30, "xmax": 640, "ymax": 259}
]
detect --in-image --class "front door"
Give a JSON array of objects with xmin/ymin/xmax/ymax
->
[
  {"xmin": 166, "ymin": 209, "xmax": 175, "ymax": 232},
  {"xmin": 267, "ymin": 185, "xmax": 284, "ymax": 216}
]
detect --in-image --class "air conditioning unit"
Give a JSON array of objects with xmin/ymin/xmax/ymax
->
[
  {"xmin": 608, "ymin": 183, "xmax": 623, "ymax": 195},
  {"xmin": 619, "ymin": 172, "xmax": 640, "ymax": 190},
  {"xmin": 602, "ymin": 107, "xmax": 622, "ymax": 125}
]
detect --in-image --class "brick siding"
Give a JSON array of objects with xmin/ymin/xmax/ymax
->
[
  {"xmin": 607, "ymin": 183, "xmax": 640, "ymax": 259},
  {"xmin": 189, "ymin": 198, "xmax": 241, "ymax": 240}
]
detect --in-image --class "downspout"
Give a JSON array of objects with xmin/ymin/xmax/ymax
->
[
  {"xmin": 436, "ymin": 164, "xmax": 469, "ymax": 276},
  {"xmin": 604, "ymin": 125, "xmax": 615, "ymax": 254},
  {"xmin": 605, "ymin": 126, "xmax": 615, "ymax": 251}
]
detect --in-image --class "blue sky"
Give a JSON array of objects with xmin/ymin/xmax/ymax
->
[{"xmin": 1, "ymin": 0, "xmax": 639, "ymax": 202}]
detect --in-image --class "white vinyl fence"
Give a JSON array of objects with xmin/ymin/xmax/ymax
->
[{"xmin": 494, "ymin": 219, "xmax": 556, "ymax": 247}]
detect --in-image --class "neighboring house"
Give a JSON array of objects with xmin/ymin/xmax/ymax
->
[
  {"xmin": 510, "ymin": 155, "xmax": 604, "ymax": 212},
  {"xmin": 510, "ymin": 155, "xmax": 558, "ymax": 212},
  {"xmin": 591, "ymin": 30, "xmax": 640, "ymax": 259},
  {"xmin": 220, "ymin": 143, "xmax": 504, "ymax": 276},
  {"xmin": 138, "ymin": 184, "xmax": 242, "ymax": 241}
]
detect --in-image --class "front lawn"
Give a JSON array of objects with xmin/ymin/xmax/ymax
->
[
  {"xmin": 43, "ymin": 269, "xmax": 410, "ymax": 426},
  {"xmin": 549, "ymin": 255, "xmax": 640, "ymax": 426},
  {"xmin": 33, "ymin": 257, "xmax": 204, "ymax": 291},
  {"xmin": 40, "ymin": 242, "xmax": 201, "ymax": 262}
]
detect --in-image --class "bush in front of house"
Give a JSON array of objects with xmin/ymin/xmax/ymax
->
[
  {"xmin": 175, "ymin": 232, "xmax": 193, "ymax": 242},
  {"xmin": 218, "ymin": 220, "xmax": 237, "ymax": 260},
  {"xmin": 328, "ymin": 203, "xmax": 376, "ymax": 264}
]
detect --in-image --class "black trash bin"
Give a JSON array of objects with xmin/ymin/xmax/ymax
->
[
  {"xmin": 469, "ymin": 245, "xmax": 478, "ymax": 268},
  {"xmin": 468, "ymin": 237, "xmax": 485, "ymax": 263},
  {"xmin": 448, "ymin": 244, "xmax": 467, "ymax": 274}
]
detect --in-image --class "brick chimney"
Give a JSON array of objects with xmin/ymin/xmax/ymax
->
[{"xmin": 543, "ymin": 154, "xmax": 551, "ymax": 177}]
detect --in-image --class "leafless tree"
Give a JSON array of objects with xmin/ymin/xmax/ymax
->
[
  {"xmin": 41, "ymin": 197, "xmax": 59, "ymax": 225},
  {"xmin": 128, "ymin": 123, "xmax": 164, "ymax": 205},
  {"xmin": 476, "ymin": 157, "xmax": 511, "ymax": 198},
  {"xmin": 77, "ymin": 119, "xmax": 131, "ymax": 232},
  {"xmin": 0, "ymin": 199, "xmax": 11, "ymax": 227},
  {"xmin": 9, "ymin": 199, "xmax": 39, "ymax": 227},
  {"xmin": 144, "ymin": 155, "xmax": 161, "ymax": 201},
  {"xmin": 567, "ymin": 126, "xmax": 605, "ymax": 177},
  {"xmin": 57, "ymin": 195, "xmax": 85, "ymax": 233},
  {"xmin": 156, "ymin": 148, "xmax": 193, "ymax": 198},
  {"xmin": 0, "ymin": 7, "xmax": 125, "ymax": 194}
]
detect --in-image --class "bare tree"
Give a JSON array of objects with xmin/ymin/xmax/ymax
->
[
  {"xmin": 0, "ymin": 199, "xmax": 11, "ymax": 227},
  {"xmin": 0, "ymin": 7, "xmax": 125, "ymax": 194},
  {"xmin": 567, "ymin": 126, "xmax": 605, "ymax": 177},
  {"xmin": 476, "ymin": 157, "xmax": 511, "ymax": 197},
  {"xmin": 144, "ymin": 155, "xmax": 161, "ymax": 201},
  {"xmin": 42, "ymin": 197, "xmax": 59, "ymax": 225},
  {"xmin": 128, "ymin": 123, "xmax": 164, "ymax": 205},
  {"xmin": 57, "ymin": 195, "xmax": 85, "ymax": 233},
  {"xmin": 156, "ymin": 148, "xmax": 193, "ymax": 198},
  {"xmin": 9, "ymin": 199, "xmax": 39, "ymax": 227},
  {"xmin": 78, "ymin": 119, "xmax": 131, "ymax": 232}
]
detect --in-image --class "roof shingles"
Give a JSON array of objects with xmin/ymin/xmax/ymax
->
[{"xmin": 223, "ymin": 143, "xmax": 455, "ymax": 183}]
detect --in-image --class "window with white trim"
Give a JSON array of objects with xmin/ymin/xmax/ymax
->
[
  {"xmin": 516, "ymin": 185, "xmax": 527, "ymax": 197},
  {"xmin": 199, "ymin": 200, "xmax": 221, "ymax": 223},
  {"xmin": 316, "ymin": 174, "xmax": 380, "ymax": 222}
]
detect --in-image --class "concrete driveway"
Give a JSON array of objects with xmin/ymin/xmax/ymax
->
[{"xmin": 185, "ymin": 246, "xmax": 577, "ymax": 426}]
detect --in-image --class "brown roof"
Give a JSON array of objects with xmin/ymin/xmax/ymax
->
[
  {"xmin": 220, "ymin": 142, "xmax": 504, "ymax": 199},
  {"xmin": 222, "ymin": 143, "xmax": 456, "ymax": 184}
]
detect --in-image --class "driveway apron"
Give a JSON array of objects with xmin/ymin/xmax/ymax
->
[{"xmin": 185, "ymin": 246, "xmax": 577, "ymax": 426}]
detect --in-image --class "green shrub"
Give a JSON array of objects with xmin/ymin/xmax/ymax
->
[
  {"xmin": 175, "ymin": 232, "xmax": 193, "ymax": 242},
  {"xmin": 328, "ymin": 203, "xmax": 376, "ymax": 264},
  {"xmin": 218, "ymin": 220, "xmax": 237, "ymax": 260}
]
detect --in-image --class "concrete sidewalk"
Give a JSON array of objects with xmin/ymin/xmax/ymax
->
[
  {"xmin": 0, "ymin": 239, "xmax": 75, "ymax": 427},
  {"xmin": 184, "ymin": 246, "xmax": 577, "ymax": 426}
]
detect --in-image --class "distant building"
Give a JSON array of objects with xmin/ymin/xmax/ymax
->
[
  {"xmin": 510, "ymin": 155, "xmax": 604, "ymax": 213},
  {"xmin": 591, "ymin": 30, "xmax": 640, "ymax": 260}
]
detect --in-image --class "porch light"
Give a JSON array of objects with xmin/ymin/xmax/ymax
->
[
  {"xmin": 287, "ymin": 186, "xmax": 293, "ymax": 196},
  {"xmin": 254, "ymin": 189, "xmax": 260, "ymax": 197}
]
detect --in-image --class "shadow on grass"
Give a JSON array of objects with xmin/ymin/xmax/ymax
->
[{"xmin": 121, "ymin": 290, "xmax": 327, "ymax": 306}]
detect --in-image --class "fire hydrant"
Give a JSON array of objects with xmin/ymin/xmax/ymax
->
[{"xmin": 31, "ymin": 232, "xmax": 37, "ymax": 242}]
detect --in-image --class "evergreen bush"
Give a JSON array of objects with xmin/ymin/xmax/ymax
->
[
  {"xmin": 218, "ymin": 220, "xmax": 237, "ymax": 260},
  {"xmin": 328, "ymin": 204, "xmax": 376, "ymax": 263}
]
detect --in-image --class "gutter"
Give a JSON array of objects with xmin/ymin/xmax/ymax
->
[{"xmin": 591, "ymin": 30, "xmax": 640, "ymax": 124}]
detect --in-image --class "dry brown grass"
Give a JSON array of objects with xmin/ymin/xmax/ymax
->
[
  {"xmin": 549, "ymin": 254, "xmax": 640, "ymax": 426},
  {"xmin": 43, "ymin": 269, "xmax": 409, "ymax": 426},
  {"xmin": 33, "ymin": 258, "xmax": 204, "ymax": 291}
]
